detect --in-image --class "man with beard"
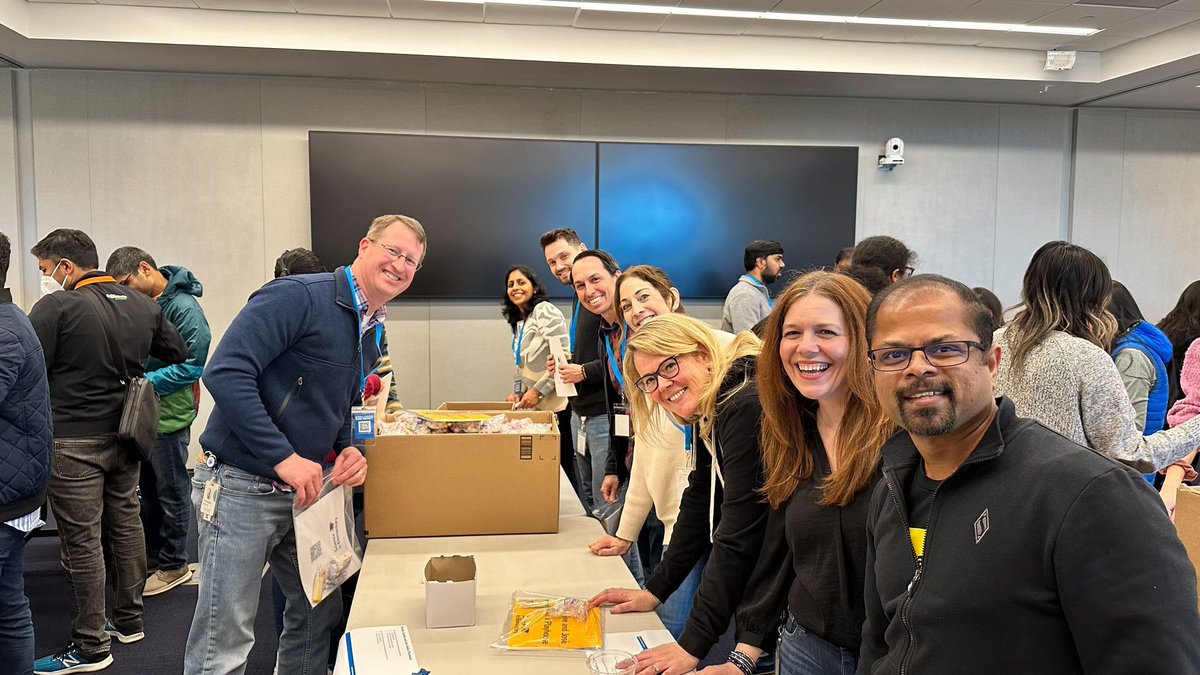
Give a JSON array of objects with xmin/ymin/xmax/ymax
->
[
  {"xmin": 721, "ymin": 240, "xmax": 784, "ymax": 334},
  {"xmin": 857, "ymin": 274, "xmax": 1200, "ymax": 675}
]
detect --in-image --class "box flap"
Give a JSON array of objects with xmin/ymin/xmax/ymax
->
[{"xmin": 424, "ymin": 555, "xmax": 477, "ymax": 583}]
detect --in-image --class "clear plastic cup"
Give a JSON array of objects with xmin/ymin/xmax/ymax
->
[{"xmin": 586, "ymin": 649, "xmax": 637, "ymax": 675}]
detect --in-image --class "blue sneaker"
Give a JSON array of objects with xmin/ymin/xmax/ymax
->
[
  {"xmin": 33, "ymin": 643, "xmax": 113, "ymax": 673},
  {"xmin": 103, "ymin": 619, "xmax": 145, "ymax": 644}
]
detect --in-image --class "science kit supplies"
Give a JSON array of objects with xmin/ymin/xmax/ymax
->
[
  {"xmin": 377, "ymin": 409, "xmax": 554, "ymax": 436},
  {"xmin": 294, "ymin": 475, "xmax": 362, "ymax": 607},
  {"xmin": 491, "ymin": 591, "xmax": 604, "ymax": 652}
]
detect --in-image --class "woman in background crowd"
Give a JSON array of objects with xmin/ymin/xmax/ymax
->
[
  {"xmin": 1158, "ymin": 279, "xmax": 1200, "ymax": 410},
  {"xmin": 699, "ymin": 272, "xmax": 894, "ymax": 675},
  {"xmin": 844, "ymin": 235, "xmax": 916, "ymax": 293},
  {"xmin": 273, "ymin": 247, "xmax": 326, "ymax": 277},
  {"xmin": 1108, "ymin": 281, "xmax": 1175, "ymax": 486},
  {"xmin": 500, "ymin": 264, "xmax": 568, "ymax": 411},
  {"xmin": 972, "ymin": 286, "xmax": 1005, "ymax": 328},
  {"xmin": 592, "ymin": 314, "xmax": 769, "ymax": 675},
  {"xmin": 993, "ymin": 241, "xmax": 1200, "ymax": 472}
]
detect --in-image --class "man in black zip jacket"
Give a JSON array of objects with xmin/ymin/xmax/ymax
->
[
  {"xmin": 858, "ymin": 274, "xmax": 1200, "ymax": 675},
  {"xmin": 27, "ymin": 229, "xmax": 187, "ymax": 674}
]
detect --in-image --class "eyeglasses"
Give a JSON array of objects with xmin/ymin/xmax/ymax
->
[
  {"xmin": 901, "ymin": 266, "xmax": 916, "ymax": 278},
  {"xmin": 113, "ymin": 275, "xmax": 132, "ymax": 286},
  {"xmin": 633, "ymin": 355, "xmax": 682, "ymax": 394},
  {"xmin": 867, "ymin": 341, "xmax": 985, "ymax": 372},
  {"xmin": 372, "ymin": 240, "xmax": 422, "ymax": 271}
]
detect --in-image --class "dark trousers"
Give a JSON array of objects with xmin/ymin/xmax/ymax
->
[
  {"xmin": 47, "ymin": 435, "xmax": 146, "ymax": 658},
  {"xmin": 556, "ymin": 408, "xmax": 584, "ymax": 507},
  {"xmin": 0, "ymin": 523, "xmax": 34, "ymax": 675},
  {"xmin": 140, "ymin": 426, "xmax": 193, "ymax": 571}
]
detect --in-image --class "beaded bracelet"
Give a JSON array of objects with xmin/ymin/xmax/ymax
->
[{"xmin": 727, "ymin": 650, "xmax": 754, "ymax": 675}]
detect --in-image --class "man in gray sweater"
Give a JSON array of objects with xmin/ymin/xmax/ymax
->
[{"xmin": 720, "ymin": 240, "xmax": 784, "ymax": 334}]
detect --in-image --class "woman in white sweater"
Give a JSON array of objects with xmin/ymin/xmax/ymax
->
[
  {"xmin": 994, "ymin": 241, "xmax": 1200, "ymax": 473},
  {"xmin": 500, "ymin": 265, "xmax": 569, "ymax": 412},
  {"xmin": 587, "ymin": 265, "xmax": 734, "ymax": 638}
]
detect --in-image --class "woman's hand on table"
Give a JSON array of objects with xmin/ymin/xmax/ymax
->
[
  {"xmin": 635, "ymin": 642, "xmax": 700, "ymax": 675},
  {"xmin": 589, "ymin": 587, "xmax": 660, "ymax": 613},
  {"xmin": 587, "ymin": 534, "xmax": 632, "ymax": 557}
]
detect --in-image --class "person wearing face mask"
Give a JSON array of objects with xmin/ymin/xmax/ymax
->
[
  {"xmin": 591, "ymin": 314, "xmax": 769, "ymax": 675},
  {"xmin": 501, "ymin": 264, "xmax": 569, "ymax": 412},
  {"xmin": 27, "ymin": 229, "xmax": 187, "ymax": 674},
  {"xmin": 698, "ymin": 272, "xmax": 894, "ymax": 675}
]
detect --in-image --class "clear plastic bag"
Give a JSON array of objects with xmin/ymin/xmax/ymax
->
[
  {"xmin": 293, "ymin": 473, "xmax": 363, "ymax": 607},
  {"xmin": 491, "ymin": 591, "xmax": 605, "ymax": 652}
]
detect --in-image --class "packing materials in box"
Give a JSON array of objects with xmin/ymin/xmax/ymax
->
[
  {"xmin": 1174, "ymin": 486, "xmax": 1200, "ymax": 609},
  {"xmin": 364, "ymin": 408, "xmax": 560, "ymax": 537},
  {"xmin": 437, "ymin": 401, "xmax": 513, "ymax": 411},
  {"xmin": 425, "ymin": 555, "xmax": 477, "ymax": 629}
]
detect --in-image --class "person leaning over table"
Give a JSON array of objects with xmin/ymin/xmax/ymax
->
[
  {"xmin": 697, "ymin": 271, "xmax": 894, "ymax": 675},
  {"xmin": 591, "ymin": 313, "xmax": 770, "ymax": 675},
  {"xmin": 501, "ymin": 264, "xmax": 569, "ymax": 412}
]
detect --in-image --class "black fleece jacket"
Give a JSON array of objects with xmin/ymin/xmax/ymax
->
[
  {"xmin": 858, "ymin": 397, "xmax": 1200, "ymax": 675},
  {"xmin": 569, "ymin": 301, "xmax": 608, "ymax": 418},
  {"xmin": 643, "ymin": 356, "xmax": 769, "ymax": 659}
]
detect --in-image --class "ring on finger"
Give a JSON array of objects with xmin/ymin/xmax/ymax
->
[{"xmin": 652, "ymin": 665, "xmax": 661, "ymax": 674}]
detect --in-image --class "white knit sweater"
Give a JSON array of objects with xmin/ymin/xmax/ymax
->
[{"xmin": 993, "ymin": 327, "xmax": 1200, "ymax": 472}]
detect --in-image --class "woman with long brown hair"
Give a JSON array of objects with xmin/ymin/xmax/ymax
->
[{"xmin": 698, "ymin": 271, "xmax": 893, "ymax": 675}]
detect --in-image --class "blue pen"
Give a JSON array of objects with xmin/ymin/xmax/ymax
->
[
  {"xmin": 345, "ymin": 633, "xmax": 356, "ymax": 675},
  {"xmin": 637, "ymin": 635, "xmax": 649, "ymax": 651}
]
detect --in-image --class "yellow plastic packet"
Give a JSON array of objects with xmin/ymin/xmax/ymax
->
[{"xmin": 492, "ymin": 591, "xmax": 604, "ymax": 652}]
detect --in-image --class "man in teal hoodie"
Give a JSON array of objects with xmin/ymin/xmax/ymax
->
[{"xmin": 106, "ymin": 247, "xmax": 211, "ymax": 598}]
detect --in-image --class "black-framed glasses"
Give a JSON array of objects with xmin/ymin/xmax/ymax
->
[
  {"xmin": 633, "ymin": 355, "xmax": 682, "ymax": 394},
  {"xmin": 867, "ymin": 341, "xmax": 985, "ymax": 372},
  {"xmin": 372, "ymin": 240, "xmax": 422, "ymax": 271}
]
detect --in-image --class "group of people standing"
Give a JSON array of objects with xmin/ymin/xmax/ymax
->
[{"xmin": 497, "ymin": 228, "xmax": 1200, "ymax": 675}]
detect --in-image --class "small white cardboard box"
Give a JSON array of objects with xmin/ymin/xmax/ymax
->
[{"xmin": 424, "ymin": 555, "xmax": 477, "ymax": 629}]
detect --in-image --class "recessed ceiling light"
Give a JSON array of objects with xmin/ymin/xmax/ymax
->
[{"xmin": 427, "ymin": 0, "xmax": 1103, "ymax": 36}]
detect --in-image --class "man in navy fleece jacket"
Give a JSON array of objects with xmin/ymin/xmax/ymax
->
[{"xmin": 184, "ymin": 215, "xmax": 426, "ymax": 675}]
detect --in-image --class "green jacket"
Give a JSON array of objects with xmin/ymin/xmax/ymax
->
[{"xmin": 146, "ymin": 266, "xmax": 211, "ymax": 435}]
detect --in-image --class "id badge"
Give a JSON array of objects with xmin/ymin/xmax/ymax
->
[
  {"xmin": 200, "ymin": 479, "xmax": 221, "ymax": 523},
  {"xmin": 613, "ymin": 404, "xmax": 631, "ymax": 438},
  {"xmin": 351, "ymin": 405, "xmax": 376, "ymax": 443},
  {"xmin": 576, "ymin": 418, "xmax": 588, "ymax": 456},
  {"xmin": 514, "ymin": 378, "xmax": 524, "ymax": 397}
]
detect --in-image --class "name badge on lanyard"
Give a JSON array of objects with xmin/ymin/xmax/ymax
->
[
  {"xmin": 605, "ymin": 330, "xmax": 631, "ymax": 437},
  {"xmin": 352, "ymin": 406, "xmax": 376, "ymax": 443}
]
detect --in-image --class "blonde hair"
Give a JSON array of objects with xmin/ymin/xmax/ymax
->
[
  {"xmin": 623, "ymin": 314, "xmax": 761, "ymax": 444},
  {"xmin": 758, "ymin": 272, "xmax": 894, "ymax": 508},
  {"xmin": 367, "ymin": 214, "xmax": 427, "ymax": 260}
]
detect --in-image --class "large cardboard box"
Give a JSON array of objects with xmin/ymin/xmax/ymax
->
[
  {"xmin": 424, "ymin": 555, "xmax": 477, "ymax": 629},
  {"xmin": 364, "ymin": 408, "xmax": 560, "ymax": 538},
  {"xmin": 1174, "ymin": 486, "xmax": 1200, "ymax": 610},
  {"xmin": 436, "ymin": 401, "xmax": 513, "ymax": 411}
]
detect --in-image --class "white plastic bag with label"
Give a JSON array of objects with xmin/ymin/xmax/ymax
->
[{"xmin": 293, "ymin": 473, "xmax": 362, "ymax": 607}]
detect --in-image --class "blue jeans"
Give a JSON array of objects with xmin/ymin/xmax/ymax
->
[
  {"xmin": 655, "ymin": 547, "xmax": 707, "ymax": 639},
  {"xmin": 47, "ymin": 435, "xmax": 145, "ymax": 658},
  {"xmin": 141, "ymin": 426, "xmax": 193, "ymax": 571},
  {"xmin": 777, "ymin": 612, "xmax": 858, "ymax": 675},
  {"xmin": 0, "ymin": 524, "xmax": 33, "ymax": 675},
  {"xmin": 184, "ymin": 463, "xmax": 340, "ymax": 675},
  {"xmin": 570, "ymin": 412, "xmax": 611, "ymax": 515}
]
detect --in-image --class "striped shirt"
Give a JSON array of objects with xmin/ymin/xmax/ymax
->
[{"xmin": 5, "ymin": 509, "xmax": 43, "ymax": 533}]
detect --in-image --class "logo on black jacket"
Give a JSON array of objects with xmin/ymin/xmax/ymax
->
[{"xmin": 974, "ymin": 508, "xmax": 990, "ymax": 544}]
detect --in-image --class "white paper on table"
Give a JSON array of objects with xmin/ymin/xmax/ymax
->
[
  {"xmin": 332, "ymin": 625, "xmax": 420, "ymax": 675},
  {"xmin": 294, "ymin": 482, "xmax": 362, "ymax": 607},
  {"xmin": 592, "ymin": 629, "xmax": 675, "ymax": 657},
  {"xmin": 549, "ymin": 338, "xmax": 577, "ymax": 398}
]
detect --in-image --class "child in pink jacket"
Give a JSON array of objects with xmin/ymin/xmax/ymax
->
[{"xmin": 1164, "ymin": 338, "xmax": 1200, "ymax": 519}]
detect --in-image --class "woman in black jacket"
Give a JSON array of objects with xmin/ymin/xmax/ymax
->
[{"xmin": 591, "ymin": 314, "xmax": 768, "ymax": 675}]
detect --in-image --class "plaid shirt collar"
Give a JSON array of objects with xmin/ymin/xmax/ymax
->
[{"xmin": 347, "ymin": 270, "xmax": 388, "ymax": 334}]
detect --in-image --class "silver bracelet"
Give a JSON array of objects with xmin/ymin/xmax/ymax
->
[{"xmin": 727, "ymin": 650, "xmax": 754, "ymax": 675}]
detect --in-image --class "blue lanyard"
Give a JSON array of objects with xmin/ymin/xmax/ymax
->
[
  {"xmin": 346, "ymin": 268, "xmax": 383, "ymax": 395},
  {"xmin": 670, "ymin": 420, "xmax": 694, "ymax": 453},
  {"xmin": 741, "ymin": 274, "xmax": 773, "ymax": 309},
  {"xmin": 512, "ymin": 321, "xmax": 526, "ymax": 367},
  {"xmin": 603, "ymin": 329, "xmax": 627, "ymax": 391},
  {"xmin": 569, "ymin": 301, "xmax": 581, "ymax": 352}
]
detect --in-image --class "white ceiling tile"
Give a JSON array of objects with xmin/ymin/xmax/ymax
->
[
  {"xmin": 1101, "ymin": 8, "xmax": 1200, "ymax": 36},
  {"xmin": 977, "ymin": 31, "xmax": 1085, "ymax": 48},
  {"xmin": 484, "ymin": 3, "xmax": 574, "ymax": 25},
  {"xmin": 388, "ymin": 0, "xmax": 482, "ymax": 20},
  {"xmin": 195, "ymin": 0, "xmax": 295, "ymax": 11},
  {"xmin": 574, "ymin": 8, "xmax": 670, "ymax": 29},
  {"xmin": 769, "ymin": 0, "xmax": 878, "ymax": 14},
  {"xmin": 584, "ymin": 0, "xmax": 680, "ymax": 6},
  {"xmin": 948, "ymin": 1, "xmax": 1067, "ymax": 23},
  {"xmin": 1054, "ymin": 32, "xmax": 1142, "ymax": 49},
  {"xmin": 678, "ymin": 0, "xmax": 778, "ymax": 9},
  {"xmin": 1030, "ymin": 4, "xmax": 1147, "ymax": 30},
  {"xmin": 904, "ymin": 26, "xmax": 1007, "ymax": 44},
  {"xmin": 1162, "ymin": 0, "xmax": 1200, "ymax": 10},
  {"xmin": 742, "ymin": 17, "xmax": 835, "ymax": 35},
  {"xmin": 95, "ymin": 0, "xmax": 197, "ymax": 7},
  {"xmin": 821, "ymin": 23, "xmax": 923, "ymax": 41},
  {"xmin": 860, "ymin": 0, "xmax": 978, "ymax": 20},
  {"xmin": 659, "ymin": 13, "xmax": 758, "ymax": 33},
  {"xmin": 26, "ymin": 0, "xmax": 97, "ymax": 4},
  {"xmin": 291, "ymin": 0, "xmax": 390, "ymax": 17}
]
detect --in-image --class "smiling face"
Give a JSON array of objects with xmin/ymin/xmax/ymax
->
[
  {"xmin": 355, "ymin": 222, "xmax": 424, "ymax": 307},
  {"xmin": 572, "ymin": 256, "xmax": 619, "ymax": 321},
  {"xmin": 870, "ymin": 290, "xmax": 999, "ymax": 438},
  {"xmin": 619, "ymin": 276, "xmax": 678, "ymax": 332},
  {"xmin": 506, "ymin": 269, "xmax": 533, "ymax": 310},
  {"xmin": 779, "ymin": 293, "xmax": 850, "ymax": 406},
  {"xmin": 633, "ymin": 349, "xmax": 711, "ymax": 421},
  {"xmin": 544, "ymin": 237, "xmax": 584, "ymax": 286}
]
